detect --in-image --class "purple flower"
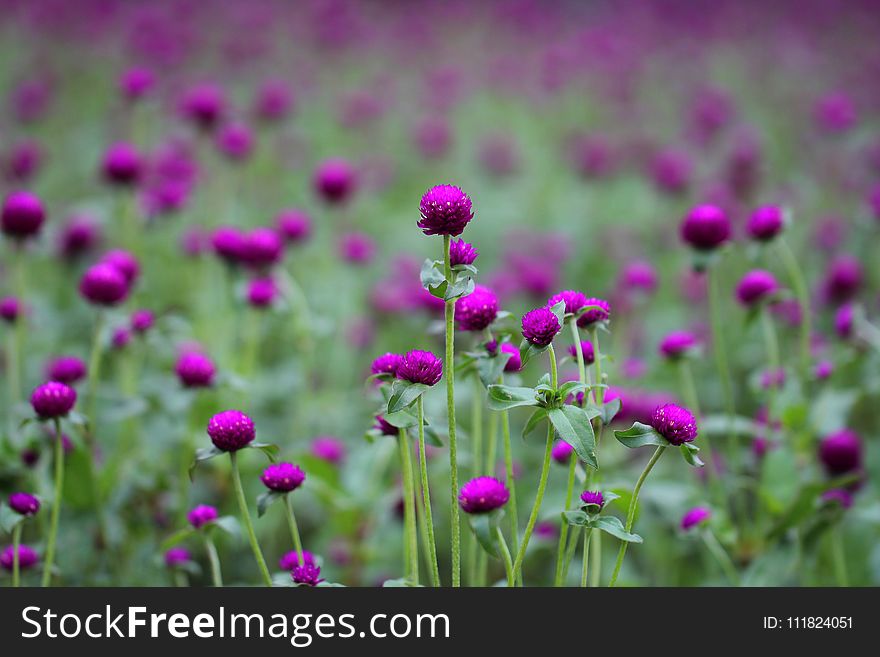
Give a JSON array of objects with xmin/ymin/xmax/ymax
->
[
  {"xmin": 823, "ymin": 256, "xmax": 863, "ymax": 304},
  {"xmin": 834, "ymin": 303, "xmax": 854, "ymax": 339},
  {"xmin": 815, "ymin": 360, "xmax": 833, "ymax": 380},
  {"xmin": 164, "ymin": 547, "xmax": 192, "ymax": 567},
  {"xmin": 57, "ymin": 214, "xmax": 101, "ymax": 260},
  {"xmin": 175, "ymin": 351, "xmax": 216, "ymax": 388},
  {"xmin": 314, "ymin": 159, "xmax": 356, "ymax": 205},
  {"xmin": 651, "ymin": 403, "xmax": 698, "ymax": 445},
  {"xmin": 818, "ymin": 430, "xmax": 862, "ymax": 476},
  {"xmin": 253, "ymin": 79, "xmax": 294, "ymax": 122},
  {"xmin": 659, "ymin": 331, "xmax": 698, "ymax": 360},
  {"xmin": 100, "ymin": 249, "xmax": 140, "ymax": 285},
  {"xmin": 373, "ymin": 415, "xmax": 399, "ymax": 437},
  {"xmin": 500, "ymin": 342, "xmax": 522, "ymax": 372},
  {"xmin": 101, "ymin": 143, "xmax": 142, "ymax": 186},
  {"xmin": 619, "ymin": 261, "xmax": 657, "ymax": 293},
  {"xmin": 747, "ymin": 205, "xmax": 785, "ymax": 241},
  {"xmin": 112, "ymin": 328, "xmax": 131, "ymax": 350},
  {"xmin": 551, "ymin": 440, "xmax": 574, "ymax": 464},
  {"xmin": 181, "ymin": 82, "xmax": 226, "ymax": 131},
  {"xmin": 280, "ymin": 550, "xmax": 315, "ymax": 571},
  {"xmin": 568, "ymin": 340, "xmax": 595, "ymax": 365},
  {"xmin": 521, "ymin": 307, "xmax": 561, "ymax": 347},
  {"xmin": 212, "ymin": 226, "xmax": 247, "ymax": 265},
  {"xmin": 576, "ymin": 298, "xmax": 611, "ymax": 328},
  {"xmin": 455, "ymin": 285, "xmax": 498, "ymax": 332},
  {"xmin": 261, "ymin": 462, "xmax": 306, "ymax": 492},
  {"xmin": 9, "ymin": 492, "xmax": 40, "ymax": 516},
  {"xmin": 650, "ymin": 148, "xmax": 692, "ymax": 195},
  {"xmin": 312, "ymin": 436, "xmax": 346, "ymax": 464},
  {"xmin": 814, "ymin": 91, "xmax": 857, "ymax": 134},
  {"xmin": 821, "ymin": 489, "xmax": 854, "ymax": 509},
  {"xmin": 371, "ymin": 353, "xmax": 403, "ymax": 378},
  {"xmin": 131, "ymin": 309, "xmax": 154, "ymax": 334},
  {"xmin": 206, "ymin": 409, "xmax": 255, "ymax": 452},
  {"xmin": 242, "ymin": 228, "xmax": 284, "ymax": 270},
  {"xmin": 45, "ymin": 356, "xmax": 86, "ymax": 385},
  {"xmin": 79, "ymin": 263, "xmax": 129, "ymax": 307},
  {"xmin": 547, "ymin": 290, "xmax": 589, "ymax": 317},
  {"xmin": 735, "ymin": 270, "xmax": 778, "ymax": 306},
  {"xmin": 680, "ymin": 506, "xmax": 711, "ymax": 531},
  {"xmin": 31, "ymin": 381, "xmax": 77, "ymax": 419},
  {"xmin": 580, "ymin": 490, "xmax": 604, "ymax": 509},
  {"xmin": 414, "ymin": 116, "xmax": 452, "ymax": 160},
  {"xmin": 681, "ymin": 205, "xmax": 731, "ymax": 251},
  {"xmin": 1, "ymin": 545, "xmax": 38, "ymax": 571},
  {"xmin": 5, "ymin": 139, "xmax": 43, "ymax": 183},
  {"xmin": 458, "ymin": 476, "xmax": 510, "ymax": 514},
  {"xmin": 449, "ymin": 239, "xmax": 478, "ymax": 266},
  {"xmin": 0, "ymin": 297, "xmax": 22, "ymax": 323},
  {"xmin": 397, "ymin": 349, "xmax": 443, "ymax": 386},
  {"xmin": 1, "ymin": 190, "xmax": 45, "ymax": 240},
  {"xmin": 216, "ymin": 122, "xmax": 254, "ymax": 161},
  {"xmin": 119, "ymin": 67, "xmax": 155, "ymax": 101},
  {"xmin": 418, "ymin": 184, "xmax": 474, "ymax": 236},
  {"xmin": 247, "ymin": 277, "xmax": 278, "ymax": 308},
  {"xmin": 338, "ymin": 232, "xmax": 375, "ymax": 265},
  {"xmin": 292, "ymin": 563, "xmax": 323, "ymax": 586},
  {"xmin": 276, "ymin": 210, "xmax": 312, "ymax": 244},
  {"xmin": 187, "ymin": 504, "xmax": 218, "ymax": 529}
]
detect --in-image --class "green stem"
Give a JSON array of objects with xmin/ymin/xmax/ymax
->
[
  {"xmin": 500, "ymin": 401, "xmax": 519, "ymax": 559},
  {"xmin": 581, "ymin": 528, "xmax": 593, "ymax": 588},
  {"xmin": 707, "ymin": 266, "xmax": 736, "ymax": 438},
  {"xmin": 571, "ymin": 321, "xmax": 587, "ymax": 395},
  {"xmin": 678, "ymin": 359, "xmax": 722, "ymax": 497},
  {"xmin": 777, "ymin": 238, "xmax": 812, "ymax": 375},
  {"xmin": 12, "ymin": 523, "xmax": 22, "ymax": 587},
  {"xmin": 511, "ymin": 427, "xmax": 554, "ymax": 586},
  {"xmin": 5, "ymin": 330, "xmax": 20, "ymax": 415},
  {"xmin": 485, "ymin": 405, "xmax": 498, "ymax": 476},
  {"xmin": 830, "ymin": 531, "xmax": 848, "ymax": 587},
  {"xmin": 284, "ymin": 493, "xmax": 305, "ymax": 565},
  {"xmin": 85, "ymin": 311, "xmax": 106, "ymax": 447},
  {"xmin": 553, "ymin": 454, "xmax": 577, "ymax": 586},
  {"xmin": 701, "ymin": 529, "xmax": 740, "ymax": 585},
  {"xmin": 760, "ymin": 307, "xmax": 781, "ymax": 427},
  {"xmin": 589, "ymin": 328, "xmax": 604, "ymax": 406},
  {"xmin": 467, "ymin": 374, "xmax": 484, "ymax": 586},
  {"xmin": 561, "ymin": 522, "xmax": 580, "ymax": 583},
  {"xmin": 442, "ymin": 234, "xmax": 461, "ymax": 587},
  {"xmin": 398, "ymin": 427, "xmax": 419, "ymax": 585},
  {"xmin": 41, "ymin": 418, "xmax": 65, "ymax": 587},
  {"xmin": 8, "ymin": 247, "xmax": 25, "ymax": 406},
  {"xmin": 229, "ymin": 451, "xmax": 272, "ymax": 586},
  {"xmin": 609, "ymin": 445, "xmax": 666, "ymax": 586},
  {"xmin": 496, "ymin": 525, "xmax": 515, "ymax": 588},
  {"xmin": 417, "ymin": 396, "xmax": 441, "ymax": 586},
  {"xmin": 589, "ymin": 524, "xmax": 602, "ymax": 587},
  {"xmin": 203, "ymin": 534, "xmax": 223, "ymax": 587},
  {"xmin": 587, "ymin": 328, "xmax": 604, "ymax": 586}
]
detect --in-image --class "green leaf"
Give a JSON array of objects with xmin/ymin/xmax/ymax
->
[
  {"xmin": 591, "ymin": 515, "xmax": 643, "ymax": 543},
  {"xmin": 599, "ymin": 398, "xmax": 621, "ymax": 425},
  {"xmin": 680, "ymin": 443, "xmax": 704, "ymax": 468},
  {"xmin": 549, "ymin": 300, "xmax": 566, "ymax": 326},
  {"xmin": 614, "ymin": 422, "xmax": 666, "ymax": 449},
  {"xmin": 519, "ymin": 342, "xmax": 548, "ymax": 367},
  {"xmin": 547, "ymin": 406, "xmax": 597, "ymax": 468},
  {"xmin": 249, "ymin": 442, "xmax": 279, "ymax": 463},
  {"xmin": 477, "ymin": 351, "xmax": 511, "ymax": 388},
  {"xmin": 467, "ymin": 512, "xmax": 501, "ymax": 558},
  {"xmin": 444, "ymin": 275, "xmax": 474, "ymax": 301},
  {"xmin": 0, "ymin": 504, "xmax": 24, "ymax": 534},
  {"xmin": 161, "ymin": 527, "xmax": 196, "ymax": 550},
  {"xmin": 562, "ymin": 509, "xmax": 590, "ymax": 527},
  {"xmin": 387, "ymin": 380, "xmax": 430, "ymax": 414},
  {"xmin": 382, "ymin": 578, "xmax": 420, "ymax": 587},
  {"xmin": 257, "ymin": 490, "xmax": 286, "ymax": 517},
  {"xmin": 381, "ymin": 409, "xmax": 420, "ymax": 429},
  {"xmin": 189, "ymin": 445, "xmax": 224, "ymax": 480},
  {"xmin": 420, "ymin": 258, "xmax": 446, "ymax": 294},
  {"xmin": 522, "ymin": 408, "xmax": 548, "ymax": 439},
  {"xmin": 213, "ymin": 516, "xmax": 240, "ymax": 537},
  {"xmin": 424, "ymin": 426, "xmax": 444, "ymax": 447},
  {"xmin": 699, "ymin": 414, "xmax": 760, "ymax": 437},
  {"xmin": 451, "ymin": 263, "xmax": 478, "ymax": 276},
  {"xmin": 487, "ymin": 384, "xmax": 538, "ymax": 411},
  {"xmin": 557, "ymin": 380, "xmax": 587, "ymax": 402}
]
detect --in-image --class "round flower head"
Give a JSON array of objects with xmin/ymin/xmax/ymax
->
[
  {"xmin": 458, "ymin": 476, "xmax": 510, "ymax": 514},
  {"xmin": 449, "ymin": 239, "xmax": 478, "ymax": 266},
  {"xmin": 1, "ymin": 545, "xmax": 38, "ymax": 571},
  {"xmin": 815, "ymin": 360, "xmax": 833, "ymax": 380},
  {"xmin": 824, "ymin": 256, "xmax": 863, "ymax": 303},
  {"xmin": 548, "ymin": 290, "xmax": 589, "ymax": 317},
  {"xmin": 551, "ymin": 440, "xmax": 574, "ymax": 464},
  {"xmin": 280, "ymin": 549, "xmax": 316, "ymax": 571},
  {"xmin": 112, "ymin": 327, "xmax": 131, "ymax": 350},
  {"xmin": 46, "ymin": 356, "xmax": 86, "ymax": 385},
  {"xmin": 187, "ymin": 504, "xmax": 218, "ymax": 529},
  {"xmin": 834, "ymin": 303, "xmax": 854, "ymax": 339},
  {"xmin": 164, "ymin": 547, "xmax": 191, "ymax": 567},
  {"xmin": 119, "ymin": 66, "xmax": 155, "ymax": 101},
  {"xmin": 680, "ymin": 506, "xmax": 711, "ymax": 531},
  {"xmin": 576, "ymin": 298, "xmax": 611, "ymax": 328},
  {"xmin": 747, "ymin": 205, "xmax": 785, "ymax": 241},
  {"xmin": 455, "ymin": 285, "xmax": 498, "ymax": 332},
  {"xmin": 821, "ymin": 489, "xmax": 854, "ymax": 509},
  {"xmin": 212, "ymin": 226, "xmax": 247, "ymax": 265},
  {"xmin": 276, "ymin": 209, "xmax": 312, "ymax": 244},
  {"xmin": 216, "ymin": 122, "xmax": 254, "ymax": 161},
  {"xmin": 254, "ymin": 79, "xmax": 293, "ymax": 122},
  {"xmin": 314, "ymin": 158, "xmax": 356, "ymax": 204},
  {"xmin": 181, "ymin": 82, "xmax": 225, "ymax": 131},
  {"xmin": 311, "ymin": 436, "xmax": 346, "ymax": 464},
  {"xmin": 659, "ymin": 331, "xmax": 698, "ymax": 360},
  {"xmin": 736, "ymin": 270, "xmax": 778, "ymax": 306},
  {"xmin": 131, "ymin": 309, "xmax": 154, "ymax": 334},
  {"xmin": 418, "ymin": 184, "xmax": 474, "ymax": 236},
  {"xmin": 247, "ymin": 277, "xmax": 278, "ymax": 308},
  {"xmin": 101, "ymin": 142, "xmax": 142, "ymax": 186},
  {"xmin": 100, "ymin": 249, "xmax": 140, "ymax": 285},
  {"xmin": 31, "ymin": 381, "xmax": 77, "ymax": 419},
  {"xmin": 568, "ymin": 340, "xmax": 595, "ymax": 365},
  {"xmin": 338, "ymin": 232, "xmax": 375, "ymax": 265},
  {"xmin": 57, "ymin": 215, "xmax": 101, "ymax": 260},
  {"xmin": 651, "ymin": 148, "xmax": 692, "ymax": 195},
  {"xmin": 397, "ymin": 349, "xmax": 443, "ymax": 386},
  {"xmin": 500, "ymin": 342, "xmax": 522, "ymax": 372},
  {"xmin": 9, "ymin": 492, "xmax": 40, "ymax": 516},
  {"xmin": 818, "ymin": 430, "xmax": 862, "ymax": 476},
  {"xmin": 521, "ymin": 307, "xmax": 561, "ymax": 347},
  {"xmin": 0, "ymin": 297, "xmax": 22, "ymax": 323},
  {"xmin": 5, "ymin": 139, "xmax": 43, "ymax": 183},
  {"xmin": 681, "ymin": 205, "xmax": 731, "ymax": 251},
  {"xmin": 814, "ymin": 91, "xmax": 857, "ymax": 134},
  {"xmin": 371, "ymin": 352, "xmax": 403, "ymax": 378},
  {"xmin": 374, "ymin": 415, "xmax": 399, "ymax": 437},
  {"xmin": 79, "ymin": 263, "xmax": 129, "ymax": 306},
  {"xmin": 260, "ymin": 462, "xmax": 306, "ymax": 492},
  {"xmin": 206, "ymin": 409, "xmax": 255, "ymax": 452},
  {"xmin": 242, "ymin": 228, "xmax": 284, "ymax": 270},
  {"xmin": 176, "ymin": 351, "xmax": 216, "ymax": 388},
  {"xmin": 580, "ymin": 490, "xmax": 604, "ymax": 509},
  {"xmin": 292, "ymin": 563, "xmax": 323, "ymax": 586},
  {"xmin": 650, "ymin": 403, "xmax": 698, "ymax": 445},
  {"xmin": 1, "ymin": 190, "xmax": 45, "ymax": 240}
]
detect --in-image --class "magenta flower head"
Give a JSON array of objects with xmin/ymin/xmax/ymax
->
[
  {"xmin": 101, "ymin": 142, "xmax": 142, "ymax": 186},
  {"xmin": 397, "ymin": 349, "xmax": 443, "ymax": 386},
  {"xmin": 735, "ymin": 270, "xmax": 778, "ymax": 306},
  {"xmin": 659, "ymin": 331, "xmax": 699, "ymax": 360},
  {"xmin": 0, "ymin": 297, "xmax": 22, "ymax": 323},
  {"xmin": 31, "ymin": 381, "xmax": 77, "ymax": 419},
  {"xmin": 216, "ymin": 122, "xmax": 254, "ymax": 161},
  {"xmin": 522, "ymin": 307, "xmax": 561, "ymax": 347},
  {"xmin": 576, "ymin": 298, "xmax": 611, "ymax": 329},
  {"xmin": 312, "ymin": 436, "xmax": 346, "ymax": 464},
  {"xmin": 747, "ymin": 205, "xmax": 785, "ymax": 241},
  {"xmin": 821, "ymin": 489, "xmax": 854, "ymax": 509},
  {"xmin": 254, "ymin": 79, "xmax": 294, "ymax": 122},
  {"xmin": 187, "ymin": 504, "xmax": 218, "ymax": 529},
  {"xmin": 206, "ymin": 409, "xmax": 255, "ymax": 452},
  {"xmin": 247, "ymin": 277, "xmax": 278, "ymax": 308},
  {"xmin": 261, "ymin": 462, "xmax": 306, "ymax": 492},
  {"xmin": 815, "ymin": 360, "xmax": 834, "ymax": 380},
  {"xmin": 276, "ymin": 209, "xmax": 312, "ymax": 244},
  {"xmin": 212, "ymin": 226, "xmax": 246, "ymax": 265},
  {"xmin": 568, "ymin": 340, "xmax": 595, "ymax": 365},
  {"xmin": 371, "ymin": 352, "xmax": 403, "ymax": 379},
  {"xmin": 57, "ymin": 214, "xmax": 101, "ymax": 260},
  {"xmin": 112, "ymin": 327, "xmax": 131, "ymax": 351},
  {"xmin": 164, "ymin": 547, "xmax": 192, "ymax": 567},
  {"xmin": 620, "ymin": 261, "xmax": 658, "ymax": 294},
  {"xmin": 181, "ymin": 82, "xmax": 225, "ymax": 131},
  {"xmin": 314, "ymin": 158, "xmax": 356, "ymax": 205},
  {"xmin": 455, "ymin": 285, "xmax": 499, "ymax": 332},
  {"xmin": 459, "ymin": 476, "xmax": 510, "ymax": 514},
  {"xmin": 551, "ymin": 440, "xmax": 574, "ymax": 464},
  {"xmin": 1, "ymin": 190, "xmax": 45, "ymax": 240},
  {"xmin": 834, "ymin": 304, "xmax": 854, "ymax": 339},
  {"xmin": 280, "ymin": 550, "xmax": 316, "ymax": 571},
  {"xmin": 681, "ymin": 205, "xmax": 731, "ymax": 251},
  {"xmin": 46, "ymin": 356, "xmax": 87, "ymax": 385},
  {"xmin": 119, "ymin": 67, "xmax": 155, "ymax": 101},
  {"xmin": 500, "ymin": 342, "xmax": 522, "ymax": 372},
  {"xmin": 1, "ymin": 545, "xmax": 38, "ymax": 571},
  {"xmin": 79, "ymin": 263, "xmax": 129, "ymax": 306},
  {"xmin": 292, "ymin": 563, "xmax": 323, "ymax": 586},
  {"xmin": 580, "ymin": 490, "xmax": 604, "ymax": 510},
  {"xmin": 374, "ymin": 415, "xmax": 398, "ymax": 437},
  {"xmin": 338, "ymin": 232, "xmax": 375, "ymax": 265},
  {"xmin": 818, "ymin": 430, "xmax": 862, "ymax": 476},
  {"xmin": 5, "ymin": 139, "xmax": 43, "ymax": 183},
  {"xmin": 418, "ymin": 184, "xmax": 474, "ymax": 236},
  {"xmin": 131, "ymin": 309, "xmax": 154, "ymax": 334},
  {"xmin": 548, "ymin": 290, "xmax": 589, "ymax": 317},
  {"xmin": 449, "ymin": 239, "xmax": 478, "ymax": 266},
  {"xmin": 814, "ymin": 91, "xmax": 857, "ymax": 134},
  {"xmin": 175, "ymin": 351, "xmax": 216, "ymax": 388},
  {"xmin": 824, "ymin": 256, "xmax": 863, "ymax": 304},
  {"xmin": 651, "ymin": 403, "xmax": 698, "ymax": 445},
  {"xmin": 100, "ymin": 249, "xmax": 140, "ymax": 286},
  {"xmin": 680, "ymin": 506, "xmax": 711, "ymax": 531},
  {"xmin": 650, "ymin": 148, "xmax": 692, "ymax": 195},
  {"xmin": 242, "ymin": 228, "xmax": 284, "ymax": 270},
  {"xmin": 9, "ymin": 492, "xmax": 40, "ymax": 516}
]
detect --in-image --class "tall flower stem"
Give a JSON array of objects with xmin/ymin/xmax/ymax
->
[
  {"xmin": 553, "ymin": 453, "xmax": 577, "ymax": 587},
  {"xmin": 12, "ymin": 523, "xmax": 22, "ymax": 587},
  {"xmin": 609, "ymin": 445, "xmax": 666, "ymax": 587},
  {"xmin": 9, "ymin": 246, "xmax": 26, "ymax": 406},
  {"xmin": 561, "ymin": 522, "xmax": 580, "ymax": 582},
  {"xmin": 496, "ymin": 525, "xmax": 515, "ymax": 587},
  {"xmin": 417, "ymin": 396, "xmax": 441, "ymax": 586},
  {"xmin": 830, "ymin": 531, "xmax": 848, "ymax": 587},
  {"xmin": 42, "ymin": 418, "xmax": 65, "ymax": 587},
  {"xmin": 177, "ymin": 403, "xmax": 199, "ymax": 527},
  {"xmin": 499, "ymin": 394, "xmax": 519, "ymax": 558},
  {"xmin": 442, "ymin": 234, "xmax": 461, "ymax": 587},
  {"xmin": 701, "ymin": 528, "xmax": 739, "ymax": 585},
  {"xmin": 777, "ymin": 237, "xmax": 811, "ymax": 375},
  {"xmin": 467, "ymin": 375, "xmax": 483, "ymax": 585},
  {"xmin": 580, "ymin": 528, "xmax": 593, "ymax": 588},
  {"xmin": 588, "ymin": 326, "xmax": 604, "ymax": 587},
  {"xmin": 203, "ymin": 534, "xmax": 223, "ymax": 587},
  {"xmin": 283, "ymin": 493, "xmax": 305, "ymax": 565},
  {"xmin": 398, "ymin": 427, "xmax": 419, "ymax": 585},
  {"xmin": 83, "ymin": 310, "xmax": 109, "ymax": 549},
  {"xmin": 760, "ymin": 307, "xmax": 781, "ymax": 425},
  {"xmin": 678, "ymin": 360, "xmax": 721, "ymax": 497},
  {"xmin": 229, "ymin": 451, "xmax": 272, "ymax": 586},
  {"xmin": 707, "ymin": 266, "xmax": 737, "ymax": 449}
]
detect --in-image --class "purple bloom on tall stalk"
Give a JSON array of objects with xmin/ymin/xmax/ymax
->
[
  {"xmin": 0, "ymin": 297, "xmax": 22, "ymax": 323},
  {"xmin": 314, "ymin": 158, "xmax": 356, "ymax": 205},
  {"xmin": 101, "ymin": 142, "xmax": 142, "ymax": 186},
  {"xmin": 681, "ymin": 506, "xmax": 711, "ymax": 531},
  {"xmin": 814, "ymin": 91, "xmax": 857, "ymax": 134},
  {"xmin": 30, "ymin": 382, "xmax": 77, "ymax": 419},
  {"xmin": 500, "ymin": 342, "xmax": 522, "ymax": 372},
  {"xmin": 175, "ymin": 351, "xmax": 216, "ymax": 388},
  {"xmin": 338, "ymin": 232, "xmax": 375, "ymax": 264},
  {"xmin": 292, "ymin": 563, "xmax": 323, "ymax": 586},
  {"xmin": 5, "ymin": 139, "xmax": 43, "ymax": 183},
  {"xmin": 620, "ymin": 261, "xmax": 657, "ymax": 293},
  {"xmin": 1, "ymin": 545, "xmax": 38, "ymax": 571},
  {"xmin": 100, "ymin": 249, "xmax": 140, "ymax": 286},
  {"xmin": 212, "ymin": 226, "xmax": 247, "ymax": 265},
  {"xmin": 815, "ymin": 360, "xmax": 834, "ymax": 380},
  {"xmin": 164, "ymin": 547, "xmax": 192, "ymax": 567},
  {"xmin": 181, "ymin": 82, "xmax": 226, "ymax": 131},
  {"xmin": 119, "ymin": 67, "xmax": 155, "ymax": 101},
  {"xmin": 1, "ymin": 190, "xmax": 45, "ymax": 241},
  {"xmin": 735, "ymin": 270, "xmax": 778, "ymax": 306},
  {"xmin": 280, "ymin": 550, "xmax": 316, "ymax": 571},
  {"xmin": 576, "ymin": 298, "xmax": 610, "ymax": 328},
  {"xmin": 650, "ymin": 148, "xmax": 692, "ymax": 195},
  {"xmin": 371, "ymin": 352, "xmax": 403, "ymax": 378},
  {"xmin": 823, "ymin": 256, "xmax": 863, "ymax": 304},
  {"xmin": 568, "ymin": 340, "xmax": 595, "ymax": 364},
  {"xmin": 311, "ymin": 436, "xmax": 346, "ymax": 464},
  {"xmin": 659, "ymin": 331, "xmax": 698, "ymax": 360},
  {"xmin": 57, "ymin": 214, "xmax": 101, "ymax": 260},
  {"xmin": 746, "ymin": 205, "xmax": 785, "ymax": 241},
  {"xmin": 9, "ymin": 492, "xmax": 40, "ymax": 516},
  {"xmin": 547, "ymin": 290, "xmax": 588, "ymax": 317},
  {"xmin": 551, "ymin": 440, "xmax": 574, "ymax": 464},
  {"xmin": 521, "ymin": 307, "xmax": 561, "ymax": 347},
  {"xmin": 216, "ymin": 122, "xmax": 254, "ymax": 161},
  {"xmin": 458, "ymin": 477, "xmax": 510, "ymax": 514},
  {"xmin": 448, "ymin": 239, "xmax": 478, "ymax": 266},
  {"xmin": 253, "ymin": 79, "xmax": 294, "ymax": 122},
  {"xmin": 242, "ymin": 228, "xmax": 284, "ymax": 270},
  {"xmin": 680, "ymin": 205, "xmax": 731, "ymax": 251},
  {"xmin": 247, "ymin": 277, "xmax": 278, "ymax": 308},
  {"xmin": 455, "ymin": 285, "xmax": 498, "ymax": 331},
  {"xmin": 45, "ymin": 356, "xmax": 87, "ymax": 384},
  {"xmin": 131, "ymin": 309, "xmax": 154, "ymax": 334},
  {"xmin": 834, "ymin": 304, "xmax": 854, "ymax": 339},
  {"xmin": 418, "ymin": 184, "xmax": 474, "ymax": 236},
  {"xmin": 651, "ymin": 403, "xmax": 698, "ymax": 446},
  {"xmin": 206, "ymin": 410, "xmax": 255, "ymax": 452},
  {"xmin": 187, "ymin": 504, "xmax": 219, "ymax": 529},
  {"xmin": 818, "ymin": 430, "xmax": 862, "ymax": 476},
  {"xmin": 276, "ymin": 210, "xmax": 313, "ymax": 244},
  {"xmin": 580, "ymin": 490, "xmax": 604, "ymax": 509},
  {"xmin": 111, "ymin": 327, "xmax": 131, "ymax": 351},
  {"xmin": 260, "ymin": 462, "xmax": 306, "ymax": 492},
  {"xmin": 397, "ymin": 349, "xmax": 443, "ymax": 386}
]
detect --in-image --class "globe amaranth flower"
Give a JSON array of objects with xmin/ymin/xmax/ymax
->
[
  {"xmin": 500, "ymin": 342, "xmax": 522, "ymax": 372},
  {"xmin": 261, "ymin": 462, "xmax": 306, "ymax": 492},
  {"xmin": 371, "ymin": 352, "xmax": 403, "ymax": 378},
  {"xmin": 131, "ymin": 309, "xmax": 154, "ymax": 334},
  {"xmin": 746, "ymin": 205, "xmax": 785, "ymax": 241},
  {"xmin": 5, "ymin": 139, "xmax": 43, "ymax": 183},
  {"xmin": 312, "ymin": 436, "xmax": 346, "ymax": 464},
  {"xmin": 580, "ymin": 490, "xmax": 604, "ymax": 509},
  {"xmin": 397, "ymin": 349, "xmax": 443, "ymax": 386},
  {"xmin": 821, "ymin": 489, "xmax": 854, "ymax": 509},
  {"xmin": 181, "ymin": 82, "xmax": 225, "ymax": 131},
  {"xmin": 101, "ymin": 142, "xmax": 142, "ymax": 185},
  {"xmin": 276, "ymin": 209, "xmax": 312, "ymax": 244},
  {"xmin": 815, "ymin": 360, "xmax": 833, "ymax": 380},
  {"xmin": 548, "ymin": 290, "xmax": 589, "ymax": 317},
  {"xmin": 46, "ymin": 356, "xmax": 87, "ymax": 385},
  {"xmin": 212, "ymin": 226, "xmax": 246, "ymax": 265},
  {"xmin": 57, "ymin": 215, "xmax": 101, "ymax": 260},
  {"xmin": 449, "ymin": 239, "xmax": 478, "ymax": 266},
  {"xmin": 834, "ymin": 303, "xmax": 854, "ymax": 339},
  {"xmin": 651, "ymin": 403, "xmax": 698, "ymax": 445},
  {"xmin": 112, "ymin": 327, "xmax": 131, "ymax": 350},
  {"xmin": 280, "ymin": 549, "xmax": 316, "ymax": 571},
  {"xmin": 206, "ymin": 409, "xmax": 255, "ymax": 452},
  {"xmin": 681, "ymin": 205, "xmax": 731, "ymax": 251},
  {"xmin": 0, "ymin": 297, "xmax": 22, "ymax": 323},
  {"xmin": 119, "ymin": 66, "xmax": 155, "ymax": 101},
  {"xmin": 374, "ymin": 415, "xmax": 399, "ymax": 437},
  {"xmin": 100, "ymin": 249, "xmax": 140, "ymax": 285},
  {"xmin": 314, "ymin": 158, "xmax": 356, "ymax": 204},
  {"xmin": 175, "ymin": 351, "xmax": 216, "ymax": 388},
  {"xmin": 818, "ymin": 429, "xmax": 862, "ymax": 476},
  {"xmin": 1, "ymin": 545, "xmax": 38, "ymax": 571},
  {"xmin": 292, "ymin": 563, "xmax": 323, "ymax": 586},
  {"xmin": 551, "ymin": 440, "xmax": 574, "ymax": 464},
  {"xmin": 576, "ymin": 298, "xmax": 611, "ymax": 328},
  {"xmin": 79, "ymin": 263, "xmax": 129, "ymax": 306},
  {"xmin": 247, "ymin": 277, "xmax": 278, "ymax": 308},
  {"xmin": 242, "ymin": 227, "xmax": 284, "ymax": 269},
  {"xmin": 659, "ymin": 331, "xmax": 699, "ymax": 360},
  {"xmin": 1, "ymin": 190, "xmax": 45, "ymax": 240},
  {"xmin": 216, "ymin": 122, "xmax": 254, "ymax": 161},
  {"xmin": 338, "ymin": 232, "xmax": 375, "ymax": 265},
  {"xmin": 735, "ymin": 270, "xmax": 778, "ymax": 306},
  {"xmin": 164, "ymin": 547, "xmax": 192, "ymax": 567},
  {"xmin": 680, "ymin": 506, "xmax": 711, "ymax": 531},
  {"xmin": 620, "ymin": 261, "xmax": 658, "ymax": 293},
  {"xmin": 458, "ymin": 476, "xmax": 510, "ymax": 514},
  {"xmin": 418, "ymin": 184, "xmax": 474, "ymax": 236},
  {"xmin": 31, "ymin": 381, "xmax": 77, "ymax": 419},
  {"xmin": 568, "ymin": 340, "xmax": 595, "ymax": 365},
  {"xmin": 651, "ymin": 148, "xmax": 692, "ymax": 195},
  {"xmin": 254, "ymin": 79, "xmax": 294, "ymax": 122},
  {"xmin": 187, "ymin": 504, "xmax": 219, "ymax": 529},
  {"xmin": 455, "ymin": 285, "xmax": 498, "ymax": 332},
  {"xmin": 9, "ymin": 492, "xmax": 40, "ymax": 516},
  {"xmin": 521, "ymin": 307, "xmax": 561, "ymax": 347},
  {"xmin": 823, "ymin": 255, "xmax": 863, "ymax": 303}
]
